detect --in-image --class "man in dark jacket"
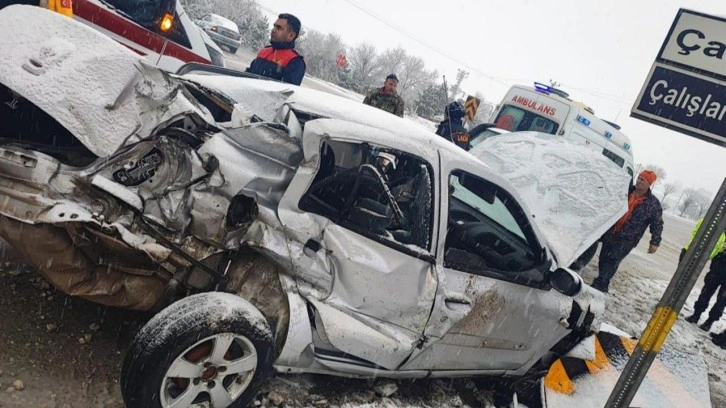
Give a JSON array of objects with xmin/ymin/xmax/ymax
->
[
  {"xmin": 591, "ymin": 170, "xmax": 664, "ymax": 292},
  {"xmin": 363, "ymin": 74, "xmax": 405, "ymax": 117},
  {"xmin": 246, "ymin": 13, "xmax": 306, "ymax": 85},
  {"xmin": 435, "ymin": 101, "xmax": 470, "ymax": 150}
]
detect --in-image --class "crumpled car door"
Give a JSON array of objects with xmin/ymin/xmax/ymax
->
[
  {"xmin": 275, "ymin": 119, "xmax": 438, "ymax": 370},
  {"xmin": 403, "ymin": 155, "xmax": 575, "ymax": 374}
]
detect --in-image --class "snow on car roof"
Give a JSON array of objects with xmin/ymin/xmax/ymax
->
[
  {"xmin": 181, "ymin": 73, "xmax": 452, "ymax": 148},
  {"xmin": 179, "ymin": 74, "xmax": 531, "ymax": 205},
  {"xmin": 207, "ymin": 14, "xmax": 240, "ymax": 33}
]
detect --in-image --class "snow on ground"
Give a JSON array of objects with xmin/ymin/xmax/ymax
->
[{"xmin": 577, "ymin": 212, "xmax": 726, "ymax": 408}]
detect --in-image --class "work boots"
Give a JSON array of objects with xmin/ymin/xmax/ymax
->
[
  {"xmin": 711, "ymin": 331, "xmax": 726, "ymax": 349},
  {"xmin": 685, "ymin": 313, "xmax": 701, "ymax": 324},
  {"xmin": 699, "ymin": 319, "xmax": 716, "ymax": 332}
]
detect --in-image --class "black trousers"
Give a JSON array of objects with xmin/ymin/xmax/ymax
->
[
  {"xmin": 593, "ymin": 239, "xmax": 636, "ymax": 290},
  {"xmin": 693, "ymin": 254, "xmax": 726, "ymax": 321}
]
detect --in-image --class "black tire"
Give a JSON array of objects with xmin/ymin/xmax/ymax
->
[
  {"xmin": 229, "ymin": 47, "xmax": 238, "ymax": 54},
  {"xmin": 569, "ymin": 242, "xmax": 599, "ymax": 271},
  {"xmin": 514, "ymin": 376, "xmax": 546, "ymax": 408},
  {"xmin": 121, "ymin": 292, "xmax": 274, "ymax": 408}
]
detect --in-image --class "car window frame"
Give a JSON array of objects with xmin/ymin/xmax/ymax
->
[
  {"xmin": 443, "ymin": 168, "xmax": 549, "ymax": 287},
  {"xmin": 298, "ymin": 140, "xmax": 436, "ymax": 263}
]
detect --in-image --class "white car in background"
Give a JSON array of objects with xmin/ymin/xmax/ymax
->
[
  {"xmin": 197, "ymin": 13, "xmax": 242, "ymax": 54},
  {"xmin": 0, "ymin": 7, "xmax": 630, "ymax": 408}
]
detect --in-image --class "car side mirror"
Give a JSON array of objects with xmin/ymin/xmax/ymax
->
[{"xmin": 549, "ymin": 267, "xmax": 582, "ymax": 296}]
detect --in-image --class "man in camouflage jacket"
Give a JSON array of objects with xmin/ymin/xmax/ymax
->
[
  {"xmin": 363, "ymin": 74, "xmax": 405, "ymax": 117},
  {"xmin": 592, "ymin": 170, "xmax": 664, "ymax": 292}
]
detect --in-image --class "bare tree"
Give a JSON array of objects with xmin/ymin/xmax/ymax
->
[
  {"xmin": 377, "ymin": 47, "xmax": 406, "ymax": 78},
  {"xmin": 296, "ymin": 30, "xmax": 347, "ymax": 83},
  {"xmin": 366, "ymin": 48, "xmax": 437, "ymax": 114},
  {"xmin": 415, "ymin": 82, "xmax": 448, "ymax": 120},
  {"xmin": 396, "ymin": 55, "xmax": 437, "ymax": 111},
  {"xmin": 679, "ymin": 188, "xmax": 711, "ymax": 218},
  {"xmin": 347, "ymin": 43, "xmax": 381, "ymax": 93},
  {"xmin": 660, "ymin": 181, "xmax": 681, "ymax": 203}
]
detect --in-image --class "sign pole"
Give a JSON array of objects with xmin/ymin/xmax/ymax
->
[{"xmin": 605, "ymin": 177, "xmax": 726, "ymax": 407}]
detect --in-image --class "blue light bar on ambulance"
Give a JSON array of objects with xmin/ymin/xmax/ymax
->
[
  {"xmin": 534, "ymin": 82, "xmax": 551, "ymax": 94},
  {"xmin": 533, "ymin": 82, "xmax": 570, "ymax": 99},
  {"xmin": 576, "ymin": 115, "xmax": 591, "ymax": 126},
  {"xmin": 605, "ymin": 131, "xmax": 613, "ymax": 139}
]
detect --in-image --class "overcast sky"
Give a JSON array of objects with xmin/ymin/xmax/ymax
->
[{"xmin": 256, "ymin": 0, "xmax": 726, "ymax": 196}]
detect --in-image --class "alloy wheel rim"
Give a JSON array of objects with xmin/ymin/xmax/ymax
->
[{"xmin": 160, "ymin": 332, "xmax": 257, "ymax": 408}]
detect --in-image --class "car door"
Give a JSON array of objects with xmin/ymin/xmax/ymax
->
[
  {"xmin": 403, "ymin": 158, "xmax": 572, "ymax": 373},
  {"xmin": 276, "ymin": 119, "xmax": 438, "ymax": 370}
]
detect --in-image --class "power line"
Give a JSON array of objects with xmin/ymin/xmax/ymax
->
[
  {"xmin": 257, "ymin": 0, "xmax": 637, "ymax": 107},
  {"xmin": 340, "ymin": 0, "xmax": 518, "ymax": 88},
  {"xmin": 339, "ymin": 0, "xmax": 638, "ymax": 107}
]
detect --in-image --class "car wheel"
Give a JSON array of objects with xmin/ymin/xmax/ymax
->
[
  {"xmin": 229, "ymin": 47, "xmax": 238, "ymax": 54},
  {"xmin": 121, "ymin": 292, "xmax": 274, "ymax": 408},
  {"xmin": 569, "ymin": 242, "xmax": 599, "ymax": 271}
]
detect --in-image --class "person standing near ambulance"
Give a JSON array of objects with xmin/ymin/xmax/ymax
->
[
  {"xmin": 247, "ymin": 13, "xmax": 306, "ymax": 85},
  {"xmin": 591, "ymin": 170, "xmax": 664, "ymax": 293},
  {"xmin": 436, "ymin": 101, "xmax": 470, "ymax": 150}
]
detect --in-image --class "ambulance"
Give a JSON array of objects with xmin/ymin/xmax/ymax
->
[{"xmin": 490, "ymin": 82, "xmax": 635, "ymax": 178}]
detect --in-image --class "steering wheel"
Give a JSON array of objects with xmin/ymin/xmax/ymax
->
[
  {"xmin": 448, "ymin": 222, "xmax": 521, "ymax": 271},
  {"xmin": 344, "ymin": 164, "xmax": 405, "ymax": 226}
]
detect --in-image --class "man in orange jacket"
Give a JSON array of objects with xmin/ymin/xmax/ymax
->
[{"xmin": 591, "ymin": 170, "xmax": 664, "ymax": 293}]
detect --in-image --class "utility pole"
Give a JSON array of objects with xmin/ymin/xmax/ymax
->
[
  {"xmin": 675, "ymin": 190, "xmax": 686, "ymax": 213},
  {"xmin": 442, "ymin": 75, "xmax": 449, "ymax": 102}
]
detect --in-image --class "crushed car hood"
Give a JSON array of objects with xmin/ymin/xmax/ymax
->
[
  {"xmin": 469, "ymin": 132, "xmax": 630, "ymax": 266},
  {"xmin": 0, "ymin": 6, "xmax": 211, "ymax": 157},
  {"xmin": 179, "ymin": 74, "xmax": 432, "ymax": 135}
]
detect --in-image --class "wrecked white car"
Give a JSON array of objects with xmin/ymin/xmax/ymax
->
[{"xmin": 0, "ymin": 6, "xmax": 624, "ymax": 408}]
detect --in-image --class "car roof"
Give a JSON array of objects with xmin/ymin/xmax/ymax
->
[
  {"xmin": 207, "ymin": 14, "xmax": 239, "ymax": 32},
  {"xmin": 182, "ymin": 73, "xmax": 439, "ymax": 139},
  {"xmin": 180, "ymin": 72, "xmax": 498, "ymax": 170}
]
